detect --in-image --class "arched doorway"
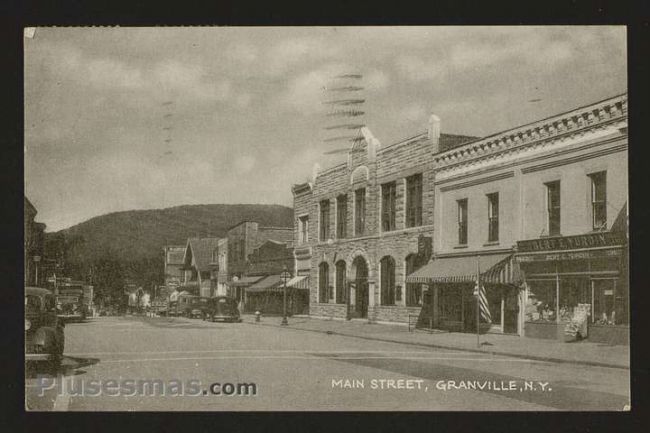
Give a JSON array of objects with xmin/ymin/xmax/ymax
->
[{"xmin": 351, "ymin": 256, "xmax": 369, "ymax": 318}]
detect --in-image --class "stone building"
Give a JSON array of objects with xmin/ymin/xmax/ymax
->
[
  {"xmin": 408, "ymin": 93, "xmax": 628, "ymax": 343},
  {"xmin": 292, "ymin": 121, "xmax": 476, "ymax": 324}
]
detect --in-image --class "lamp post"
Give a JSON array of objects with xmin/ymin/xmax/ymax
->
[{"xmin": 280, "ymin": 267, "xmax": 291, "ymax": 326}]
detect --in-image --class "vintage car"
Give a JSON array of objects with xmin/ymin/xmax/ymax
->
[
  {"xmin": 168, "ymin": 294, "xmax": 199, "ymax": 317},
  {"xmin": 203, "ymin": 296, "xmax": 241, "ymax": 322},
  {"xmin": 188, "ymin": 296, "xmax": 210, "ymax": 319},
  {"xmin": 25, "ymin": 287, "xmax": 65, "ymax": 369}
]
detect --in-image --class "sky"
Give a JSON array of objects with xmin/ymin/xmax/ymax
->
[{"xmin": 24, "ymin": 26, "xmax": 627, "ymax": 232}]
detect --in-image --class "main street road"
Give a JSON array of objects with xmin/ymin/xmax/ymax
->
[{"xmin": 25, "ymin": 316, "xmax": 630, "ymax": 411}]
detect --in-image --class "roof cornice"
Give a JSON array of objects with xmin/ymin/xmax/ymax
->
[{"xmin": 433, "ymin": 93, "xmax": 627, "ymax": 171}]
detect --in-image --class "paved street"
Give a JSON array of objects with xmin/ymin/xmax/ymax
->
[{"xmin": 26, "ymin": 316, "xmax": 630, "ymax": 411}]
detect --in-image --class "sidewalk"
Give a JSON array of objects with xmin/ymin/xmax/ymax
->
[{"xmin": 241, "ymin": 314, "xmax": 629, "ymax": 369}]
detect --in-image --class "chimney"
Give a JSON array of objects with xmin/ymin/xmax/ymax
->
[
  {"xmin": 428, "ymin": 114, "xmax": 441, "ymax": 153},
  {"xmin": 361, "ymin": 126, "xmax": 380, "ymax": 161}
]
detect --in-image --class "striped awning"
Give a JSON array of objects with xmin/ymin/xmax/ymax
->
[
  {"xmin": 406, "ymin": 253, "xmax": 520, "ymax": 285},
  {"xmin": 228, "ymin": 276, "xmax": 264, "ymax": 287},
  {"xmin": 286, "ymin": 275, "xmax": 310, "ymax": 290},
  {"xmin": 246, "ymin": 275, "xmax": 283, "ymax": 293}
]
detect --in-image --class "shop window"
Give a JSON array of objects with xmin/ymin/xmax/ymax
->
[
  {"xmin": 298, "ymin": 215, "xmax": 309, "ymax": 244},
  {"xmin": 380, "ymin": 256, "xmax": 396, "ymax": 305},
  {"xmin": 405, "ymin": 254, "xmax": 423, "ymax": 306},
  {"xmin": 545, "ymin": 181, "xmax": 561, "ymax": 236},
  {"xmin": 319, "ymin": 200, "xmax": 330, "ymax": 241},
  {"xmin": 336, "ymin": 195, "xmax": 347, "ymax": 239},
  {"xmin": 558, "ymin": 278, "xmax": 590, "ymax": 322},
  {"xmin": 525, "ymin": 280, "xmax": 557, "ymax": 322},
  {"xmin": 457, "ymin": 199, "xmax": 468, "ymax": 245},
  {"xmin": 592, "ymin": 279, "xmax": 620, "ymax": 325},
  {"xmin": 381, "ymin": 182, "xmax": 396, "ymax": 232},
  {"xmin": 590, "ymin": 171, "xmax": 607, "ymax": 230},
  {"xmin": 440, "ymin": 285, "xmax": 462, "ymax": 322},
  {"xmin": 406, "ymin": 173, "xmax": 423, "ymax": 228},
  {"xmin": 318, "ymin": 262, "xmax": 330, "ymax": 303},
  {"xmin": 335, "ymin": 260, "xmax": 346, "ymax": 304},
  {"xmin": 487, "ymin": 193, "xmax": 499, "ymax": 242}
]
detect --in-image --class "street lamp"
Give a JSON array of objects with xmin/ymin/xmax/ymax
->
[{"xmin": 280, "ymin": 267, "xmax": 291, "ymax": 326}]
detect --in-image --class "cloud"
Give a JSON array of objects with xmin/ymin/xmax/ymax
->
[
  {"xmin": 365, "ymin": 69, "xmax": 389, "ymax": 91},
  {"xmin": 398, "ymin": 103, "xmax": 428, "ymax": 123},
  {"xmin": 265, "ymin": 37, "xmax": 341, "ymax": 76},
  {"xmin": 395, "ymin": 55, "xmax": 445, "ymax": 83},
  {"xmin": 226, "ymin": 43, "xmax": 259, "ymax": 64},
  {"xmin": 281, "ymin": 63, "xmax": 349, "ymax": 114},
  {"xmin": 234, "ymin": 155, "xmax": 256, "ymax": 173}
]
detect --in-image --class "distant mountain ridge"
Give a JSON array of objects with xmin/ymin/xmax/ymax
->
[{"xmin": 50, "ymin": 204, "xmax": 294, "ymax": 263}]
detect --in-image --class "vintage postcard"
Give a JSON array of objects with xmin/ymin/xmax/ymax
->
[{"xmin": 24, "ymin": 26, "xmax": 629, "ymax": 411}]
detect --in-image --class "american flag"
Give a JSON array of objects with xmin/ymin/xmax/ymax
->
[{"xmin": 475, "ymin": 279, "xmax": 492, "ymax": 324}]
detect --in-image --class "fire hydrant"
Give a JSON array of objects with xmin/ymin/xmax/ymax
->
[{"xmin": 255, "ymin": 311, "xmax": 261, "ymax": 322}]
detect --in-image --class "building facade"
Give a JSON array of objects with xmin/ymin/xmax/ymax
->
[
  {"xmin": 181, "ymin": 237, "xmax": 221, "ymax": 297},
  {"xmin": 408, "ymin": 93, "xmax": 628, "ymax": 343},
  {"xmin": 24, "ymin": 196, "xmax": 46, "ymax": 287},
  {"xmin": 163, "ymin": 245, "xmax": 186, "ymax": 289},
  {"xmin": 292, "ymin": 122, "xmax": 476, "ymax": 324}
]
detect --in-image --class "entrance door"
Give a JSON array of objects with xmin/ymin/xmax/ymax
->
[{"xmin": 353, "ymin": 257, "xmax": 369, "ymax": 318}]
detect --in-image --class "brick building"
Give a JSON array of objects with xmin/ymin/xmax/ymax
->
[
  {"xmin": 226, "ymin": 221, "xmax": 293, "ymax": 304},
  {"xmin": 24, "ymin": 196, "xmax": 46, "ymax": 287},
  {"xmin": 292, "ymin": 121, "xmax": 476, "ymax": 324},
  {"xmin": 408, "ymin": 93, "xmax": 628, "ymax": 343},
  {"xmin": 163, "ymin": 245, "xmax": 186, "ymax": 288}
]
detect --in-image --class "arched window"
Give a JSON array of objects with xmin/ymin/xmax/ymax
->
[
  {"xmin": 319, "ymin": 262, "xmax": 330, "ymax": 303},
  {"xmin": 380, "ymin": 256, "xmax": 396, "ymax": 306},
  {"xmin": 335, "ymin": 260, "xmax": 346, "ymax": 304},
  {"xmin": 406, "ymin": 254, "xmax": 424, "ymax": 306}
]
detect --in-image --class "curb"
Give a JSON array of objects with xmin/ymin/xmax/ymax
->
[{"xmin": 242, "ymin": 320, "xmax": 629, "ymax": 370}]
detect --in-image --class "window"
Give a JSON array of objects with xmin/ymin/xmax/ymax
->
[
  {"xmin": 355, "ymin": 188, "xmax": 366, "ymax": 236},
  {"xmin": 336, "ymin": 195, "xmax": 347, "ymax": 239},
  {"xmin": 298, "ymin": 215, "xmax": 309, "ymax": 244},
  {"xmin": 319, "ymin": 200, "xmax": 330, "ymax": 241},
  {"xmin": 335, "ymin": 261, "xmax": 346, "ymax": 304},
  {"xmin": 319, "ymin": 262, "xmax": 330, "ymax": 303},
  {"xmin": 380, "ymin": 256, "xmax": 396, "ymax": 305},
  {"xmin": 212, "ymin": 248, "xmax": 218, "ymax": 263},
  {"xmin": 406, "ymin": 174, "xmax": 423, "ymax": 227},
  {"xmin": 457, "ymin": 199, "xmax": 468, "ymax": 245},
  {"xmin": 239, "ymin": 239, "xmax": 246, "ymax": 261},
  {"xmin": 590, "ymin": 171, "xmax": 607, "ymax": 230},
  {"xmin": 405, "ymin": 254, "xmax": 424, "ymax": 306},
  {"xmin": 487, "ymin": 193, "xmax": 499, "ymax": 242},
  {"xmin": 381, "ymin": 182, "xmax": 397, "ymax": 232},
  {"xmin": 546, "ymin": 181, "xmax": 561, "ymax": 236}
]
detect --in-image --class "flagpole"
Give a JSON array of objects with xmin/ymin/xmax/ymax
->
[{"xmin": 476, "ymin": 255, "xmax": 481, "ymax": 348}]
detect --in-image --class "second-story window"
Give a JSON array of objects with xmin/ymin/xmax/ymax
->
[
  {"xmin": 457, "ymin": 199, "xmax": 468, "ymax": 245},
  {"xmin": 336, "ymin": 195, "xmax": 347, "ymax": 239},
  {"xmin": 355, "ymin": 188, "xmax": 366, "ymax": 236},
  {"xmin": 381, "ymin": 181, "xmax": 397, "ymax": 232},
  {"xmin": 406, "ymin": 173, "xmax": 423, "ymax": 228},
  {"xmin": 299, "ymin": 215, "xmax": 309, "ymax": 244},
  {"xmin": 487, "ymin": 193, "xmax": 499, "ymax": 242},
  {"xmin": 239, "ymin": 239, "xmax": 246, "ymax": 261},
  {"xmin": 590, "ymin": 171, "xmax": 607, "ymax": 230},
  {"xmin": 319, "ymin": 199, "xmax": 330, "ymax": 241},
  {"xmin": 546, "ymin": 181, "xmax": 561, "ymax": 236}
]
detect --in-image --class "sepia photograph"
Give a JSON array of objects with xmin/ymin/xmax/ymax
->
[{"xmin": 23, "ymin": 26, "xmax": 629, "ymax": 411}]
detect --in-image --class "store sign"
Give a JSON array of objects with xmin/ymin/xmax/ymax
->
[
  {"xmin": 517, "ymin": 248, "xmax": 622, "ymax": 263},
  {"xmin": 517, "ymin": 232, "xmax": 626, "ymax": 253}
]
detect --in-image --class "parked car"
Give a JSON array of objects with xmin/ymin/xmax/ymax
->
[
  {"xmin": 189, "ymin": 297, "xmax": 210, "ymax": 319},
  {"xmin": 203, "ymin": 296, "xmax": 241, "ymax": 322},
  {"xmin": 25, "ymin": 287, "xmax": 65, "ymax": 370}
]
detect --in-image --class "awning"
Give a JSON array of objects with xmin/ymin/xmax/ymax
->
[
  {"xmin": 406, "ymin": 253, "xmax": 519, "ymax": 285},
  {"xmin": 286, "ymin": 275, "xmax": 310, "ymax": 290},
  {"xmin": 246, "ymin": 274, "xmax": 283, "ymax": 293},
  {"xmin": 228, "ymin": 276, "xmax": 264, "ymax": 287}
]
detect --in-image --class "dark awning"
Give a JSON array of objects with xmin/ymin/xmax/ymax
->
[
  {"xmin": 246, "ymin": 275, "xmax": 283, "ymax": 293},
  {"xmin": 228, "ymin": 276, "xmax": 264, "ymax": 287},
  {"xmin": 406, "ymin": 253, "xmax": 519, "ymax": 285}
]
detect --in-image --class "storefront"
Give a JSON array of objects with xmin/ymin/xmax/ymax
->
[
  {"xmin": 406, "ymin": 253, "xmax": 524, "ymax": 335},
  {"xmin": 516, "ymin": 231, "xmax": 628, "ymax": 344},
  {"xmin": 244, "ymin": 274, "xmax": 310, "ymax": 315}
]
